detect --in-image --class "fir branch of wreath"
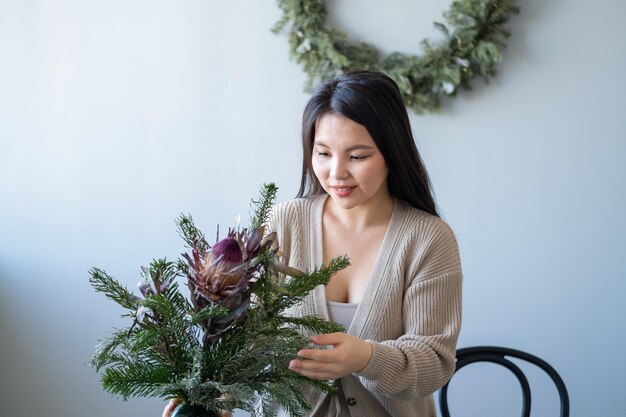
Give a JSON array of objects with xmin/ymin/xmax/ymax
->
[{"xmin": 273, "ymin": 0, "xmax": 520, "ymax": 114}]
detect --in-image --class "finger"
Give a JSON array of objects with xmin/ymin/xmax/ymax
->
[
  {"xmin": 290, "ymin": 360, "xmax": 338, "ymax": 380},
  {"xmin": 289, "ymin": 357, "xmax": 345, "ymax": 380},
  {"xmin": 296, "ymin": 348, "xmax": 334, "ymax": 362},
  {"xmin": 289, "ymin": 358, "xmax": 329, "ymax": 373},
  {"xmin": 163, "ymin": 399, "xmax": 181, "ymax": 417},
  {"xmin": 288, "ymin": 361, "xmax": 335, "ymax": 380}
]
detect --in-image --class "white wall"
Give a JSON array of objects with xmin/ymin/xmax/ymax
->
[{"xmin": 1, "ymin": 1, "xmax": 624, "ymax": 416}]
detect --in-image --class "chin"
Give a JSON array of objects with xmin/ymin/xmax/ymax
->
[{"xmin": 328, "ymin": 195, "xmax": 361, "ymax": 210}]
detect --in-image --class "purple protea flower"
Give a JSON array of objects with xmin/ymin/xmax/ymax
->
[
  {"xmin": 199, "ymin": 230, "xmax": 246, "ymax": 302},
  {"xmin": 182, "ymin": 226, "xmax": 275, "ymax": 344}
]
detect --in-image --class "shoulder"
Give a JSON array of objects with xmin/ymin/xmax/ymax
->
[
  {"xmin": 267, "ymin": 196, "xmax": 324, "ymax": 268},
  {"xmin": 393, "ymin": 202, "xmax": 461, "ymax": 278},
  {"xmin": 272, "ymin": 197, "xmax": 315, "ymax": 217},
  {"xmin": 396, "ymin": 202, "xmax": 458, "ymax": 245},
  {"xmin": 267, "ymin": 195, "xmax": 325, "ymax": 235},
  {"xmin": 270, "ymin": 196, "xmax": 318, "ymax": 226}
]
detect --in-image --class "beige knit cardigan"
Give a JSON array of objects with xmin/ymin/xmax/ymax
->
[{"xmin": 269, "ymin": 195, "xmax": 462, "ymax": 417}]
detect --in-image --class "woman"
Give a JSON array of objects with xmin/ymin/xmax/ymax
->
[
  {"xmin": 165, "ymin": 71, "xmax": 462, "ymax": 417},
  {"xmin": 271, "ymin": 70, "xmax": 461, "ymax": 417}
]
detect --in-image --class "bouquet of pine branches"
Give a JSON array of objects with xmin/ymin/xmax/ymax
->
[{"xmin": 89, "ymin": 183, "xmax": 348, "ymax": 417}]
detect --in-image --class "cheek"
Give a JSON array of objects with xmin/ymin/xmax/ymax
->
[
  {"xmin": 381, "ymin": 164, "xmax": 390, "ymax": 181},
  {"xmin": 311, "ymin": 158, "xmax": 326, "ymax": 178},
  {"xmin": 362, "ymin": 161, "xmax": 388, "ymax": 184}
]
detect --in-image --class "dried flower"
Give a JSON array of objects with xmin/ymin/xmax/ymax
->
[
  {"xmin": 183, "ymin": 227, "xmax": 274, "ymax": 344},
  {"xmin": 133, "ymin": 264, "xmax": 176, "ymax": 324}
]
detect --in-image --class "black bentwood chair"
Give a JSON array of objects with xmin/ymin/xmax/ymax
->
[{"xmin": 439, "ymin": 346, "xmax": 570, "ymax": 417}]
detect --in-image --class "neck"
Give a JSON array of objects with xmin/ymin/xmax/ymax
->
[{"xmin": 325, "ymin": 193, "xmax": 394, "ymax": 231}]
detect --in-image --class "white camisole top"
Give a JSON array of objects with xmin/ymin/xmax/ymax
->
[{"xmin": 327, "ymin": 301, "xmax": 358, "ymax": 330}]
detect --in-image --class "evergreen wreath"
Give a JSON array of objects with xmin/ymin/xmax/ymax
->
[{"xmin": 273, "ymin": 0, "xmax": 520, "ymax": 114}]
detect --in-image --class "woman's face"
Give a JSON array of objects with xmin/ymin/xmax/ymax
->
[{"xmin": 311, "ymin": 113, "xmax": 390, "ymax": 211}]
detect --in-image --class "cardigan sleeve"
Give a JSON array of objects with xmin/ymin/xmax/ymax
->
[{"xmin": 355, "ymin": 218, "xmax": 463, "ymax": 400}]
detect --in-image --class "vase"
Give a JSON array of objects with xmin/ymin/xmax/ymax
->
[{"xmin": 171, "ymin": 403, "xmax": 220, "ymax": 417}]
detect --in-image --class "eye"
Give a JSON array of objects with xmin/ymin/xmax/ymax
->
[
  {"xmin": 316, "ymin": 151, "xmax": 330, "ymax": 157},
  {"xmin": 350, "ymin": 155, "xmax": 368, "ymax": 161}
]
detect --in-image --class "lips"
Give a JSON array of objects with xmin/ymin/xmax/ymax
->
[{"xmin": 330, "ymin": 185, "xmax": 356, "ymax": 197}]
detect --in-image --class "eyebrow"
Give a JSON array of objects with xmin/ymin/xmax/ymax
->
[{"xmin": 313, "ymin": 141, "xmax": 375, "ymax": 152}]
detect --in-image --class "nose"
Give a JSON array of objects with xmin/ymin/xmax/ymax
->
[{"xmin": 329, "ymin": 156, "xmax": 349, "ymax": 180}]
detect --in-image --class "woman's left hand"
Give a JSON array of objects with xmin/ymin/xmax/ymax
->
[{"xmin": 288, "ymin": 333, "xmax": 373, "ymax": 380}]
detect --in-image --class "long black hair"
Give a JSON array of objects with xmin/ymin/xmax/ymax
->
[{"xmin": 296, "ymin": 71, "xmax": 439, "ymax": 217}]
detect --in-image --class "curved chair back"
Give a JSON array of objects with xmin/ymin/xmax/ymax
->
[{"xmin": 439, "ymin": 346, "xmax": 569, "ymax": 417}]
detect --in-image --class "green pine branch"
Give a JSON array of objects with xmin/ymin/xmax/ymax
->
[
  {"xmin": 101, "ymin": 361, "xmax": 175, "ymax": 400},
  {"xmin": 89, "ymin": 268, "xmax": 140, "ymax": 310},
  {"xmin": 250, "ymin": 183, "xmax": 279, "ymax": 230},
  {"xmin": 177, "ymin": 213, "xmax": 207, "ymax": 250}
]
